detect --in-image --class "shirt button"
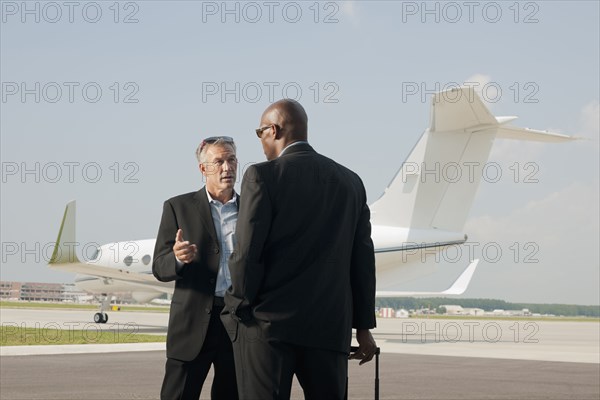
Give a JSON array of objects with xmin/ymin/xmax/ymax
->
[
  {"xmin": 209, "ymin": 278, "xmax": 215, "ymax": 284},
  {"xmin": 214, "ymin": 248, "xmax": 219, "ymax": 254}
]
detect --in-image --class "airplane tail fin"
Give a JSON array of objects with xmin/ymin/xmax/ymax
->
[
  {"xmin": 49, "ymin": 200, "xmax": 81, "ymax": 265},
  {"xmin": 370, "ymin": 87, "xmax": 574, "ymax": 232}
]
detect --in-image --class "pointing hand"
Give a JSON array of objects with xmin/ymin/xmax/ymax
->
[{"xmin": 173, "ymin": 229, "xmax": 198, "ymax": 263}]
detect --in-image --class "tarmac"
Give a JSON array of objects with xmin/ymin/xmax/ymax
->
[{"xmin": 1, "ymin": 308, "xmax": 599, "ymax": 399}]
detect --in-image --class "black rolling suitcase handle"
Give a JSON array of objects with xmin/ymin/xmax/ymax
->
[{"xmin": 345, "ymin": 346, "xmax": 380, "ymax": 400}]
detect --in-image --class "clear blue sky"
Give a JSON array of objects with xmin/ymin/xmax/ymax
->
[{"xmin": 1, "ymin": 1, "xmax": 598, "ymax": 305}]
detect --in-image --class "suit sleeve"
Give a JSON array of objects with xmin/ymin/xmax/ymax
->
[
  {"xmin": 226, "ymin": 165, "xmax": 272, "ymax": 317},
  {"xmin": 152, "ymin": 200, "xmax": 186, "ymax": 282},
  {"xmin": 350, "ymin": 182, "xmax": 377, "ymax": 329}
]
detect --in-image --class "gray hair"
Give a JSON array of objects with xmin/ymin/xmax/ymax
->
[{"xmin": 195, "ymin": 136, "xmax": 236, "ymax": 163}]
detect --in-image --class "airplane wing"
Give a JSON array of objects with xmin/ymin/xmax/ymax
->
[
  {"xmin": 51, "ymin": 261, "xmax": 173, "ymax": 293},
  {"xmin": 376, "ymin": 259, "xmax": 479, "ymax": 297}
]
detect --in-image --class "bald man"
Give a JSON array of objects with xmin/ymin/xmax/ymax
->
[{"xmin": 222, "ymin": 99, "xmax": 377, "ymax": 400}]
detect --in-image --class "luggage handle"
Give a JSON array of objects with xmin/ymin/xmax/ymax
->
[{"xmin": 346, "ymin": 346, "xmax": 380, "ymax": 400}]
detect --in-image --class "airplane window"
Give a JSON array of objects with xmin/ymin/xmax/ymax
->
[
  {"xmin": 91, "ymin": 248, "xmax": 99, "ymax": 260},
  {"xmin": 142, "ymin": 254, "xmax": 151, "ymax": 265},
  {"xmin": 124, "ymin": 255, "xmax": 133, "ymax": 266}
]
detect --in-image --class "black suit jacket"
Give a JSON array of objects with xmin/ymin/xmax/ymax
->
[
  {"xmin": 224, "ymin": 143, "xmax": 376, "ymax": 353},
  {"xmin": 153, "ymin": 188, "xmax": 237, "ymax": 361}
]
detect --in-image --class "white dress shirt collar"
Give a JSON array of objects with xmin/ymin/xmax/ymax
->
[
  {"xmin": 206, "ymin": 188, "xmax": 237, "ymax": 206},
  {"xmin": 278, "ymin": 140, "xmax": 309, "ymax": 157}
]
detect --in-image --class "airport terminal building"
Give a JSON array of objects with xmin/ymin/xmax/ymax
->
[
  {"xmin": 0, "ymin": 281, "xmax": 87, "ymax": 302},
  {"xmin": 0, "ymin": 281, "xmax": 136, "ymax": 303}
]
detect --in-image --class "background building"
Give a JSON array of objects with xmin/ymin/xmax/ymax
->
[{"xmin": 0, "ymin": 281, "xmax": 134, "ymax": 303}]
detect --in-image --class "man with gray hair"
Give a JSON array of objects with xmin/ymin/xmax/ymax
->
[{"xmin": 153, "ymin": 136, "xmax": 239, "ymax": 400}]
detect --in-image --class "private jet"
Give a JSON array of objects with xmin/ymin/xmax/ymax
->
[{"xmin": 49, "ymin": 87, "xmax": 573, "ymax": 323}]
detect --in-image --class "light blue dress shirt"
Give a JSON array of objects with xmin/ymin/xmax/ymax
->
[{"xmin": 206, "ymin": 190, "xmax": 238, "ymax": 297}]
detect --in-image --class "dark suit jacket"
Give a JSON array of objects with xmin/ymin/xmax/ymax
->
[
  {"xmin": 153, "ymin": 188, "xmax": 238, "ymax": 361},
  {"xmin": 223, "ymin": 143, "xmax": 376, "ymax": 353}
]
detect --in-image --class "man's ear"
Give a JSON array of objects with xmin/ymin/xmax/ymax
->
[
  {"xmin": 272, "ymin": 124, "xmax": 281, "ymax": 139},
  {"xmin": 199, "ymin": 163, "xmax": 206, "ymax": 176}
]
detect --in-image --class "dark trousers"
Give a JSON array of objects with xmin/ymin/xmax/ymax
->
[
  {"xmin": 231, "ymin": 320, "xmax": 347, "ymax": 400},
  {"xmin": 161, "ymin": 304, "xmax": 238, "ymax": 400}
]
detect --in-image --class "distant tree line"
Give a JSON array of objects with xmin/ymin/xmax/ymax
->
[{"xmin": 375, "ymin": 297, "xmax": 600, "ymax": 317}]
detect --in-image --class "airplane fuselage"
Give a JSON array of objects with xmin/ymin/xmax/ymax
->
[{"xmin": 73, "ymin": 224, "xmax": 467, "ymax": 300}]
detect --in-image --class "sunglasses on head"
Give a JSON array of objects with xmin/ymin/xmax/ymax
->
[{"xmin": 199, "ymin": 136, "xmax": 234, "ymax": 152}]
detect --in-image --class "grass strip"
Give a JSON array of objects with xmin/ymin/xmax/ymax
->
[
  {"xmin": 1, "ymin": 326, "xmax": 166, "ymax": 346},
  {"xmin": 0, "ymin": 300, "xmax": 169, "ymax": 313},
  {"xmin": 402, "ymin": 315, "xmax": 600, "ymax": 322}
]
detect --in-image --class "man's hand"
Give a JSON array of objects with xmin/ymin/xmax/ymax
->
[
  {"xmin": 173, "ymin": 229, "xmax": 198, "ymax": 263},
  {"xmin": 349, "ymin": 329, "xmax": 377, "ymax": 365}
]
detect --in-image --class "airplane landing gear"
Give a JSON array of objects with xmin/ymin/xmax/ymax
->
[
  {"xmin": 93, "ymin": 312, "xmax": 108, "ymax": 323},
  {"xmin": 93, "ymin": 294, "xmax": 111, "ymax": 324}
]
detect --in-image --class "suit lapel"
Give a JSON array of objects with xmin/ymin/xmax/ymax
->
[{"xmin": 193, "ymin": 188, "xmax": 219, "ymax": 245}]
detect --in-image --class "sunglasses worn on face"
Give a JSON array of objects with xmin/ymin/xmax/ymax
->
[{"xmin": 255, "ymin": 125, "xmax": 272, "ymax": 138}]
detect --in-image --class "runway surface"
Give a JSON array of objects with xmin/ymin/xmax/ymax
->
[
  {"xmin": 1, "ymin": 350, "xmax": 598, "ymax": 400},
  {"xmin": 1, "ymin": 308, "xmax": 599, "ymax": 399}
]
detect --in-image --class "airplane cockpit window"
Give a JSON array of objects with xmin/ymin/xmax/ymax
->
[
  {"xmin": 142, "ymin": 254, "xmax": 151, "ymax": 265},
  {"xmin": 124, "ymin": 255, "xmax": 133, "ymax": 266}
]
